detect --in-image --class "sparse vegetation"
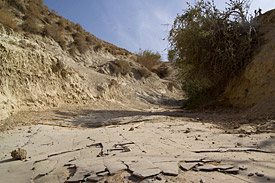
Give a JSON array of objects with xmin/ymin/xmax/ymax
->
[
  {"xmin": 151, "ymin": 63, "xmax": 169, "ymax": 78},
  {"xmin": 136, "ymin": 49, "xmax": 161, "ymax": 70},
  {"xmin": 0, "ymin": 0, "xmax": 131, "ymax": 57},
  {"xmin": 72, "ymin": 32, "xmax": 88, "ymax": 54},
  {"xmin": 0, "ymin": 9, "xmax": 17, "ymax": 29},
  {"xmin": 109, "ymin": 60, "xmax": 131, "ymax": 76},
  {"xmin": 137, "ymin": 67, "xmax": 151, "ymax": 78},
  {"xmin": 169, "ymin": 0, "xmax": 259, "ymax": 108}
]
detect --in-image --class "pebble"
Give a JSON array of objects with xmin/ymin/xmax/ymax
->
[
  {"xmin": 248, "ymin": 173, "xmax": 254, "ymax": 176},
  {"xmin": 255, "ymin": 172, "xmax": 264, "ymax": 177}
]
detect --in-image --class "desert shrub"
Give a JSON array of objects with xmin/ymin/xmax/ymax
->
[
  {"xmin": 69, "ymin": 44, "xmax": 77, "ymax": 55},
  {"xmin": 94, "ymin": 44, "xmax": 103, "ymax": 52},
  {"xmin": 65, "ymin": 25, "xmax": 73, "ymax": 32},
  {"xmin": 168, "ymin": 49, "xmax": 177, "ymax": 62},
  {"xmin": 137, "ymin": 67, "xmax": 151, "ymax": 78},
  {"xmin": 0, "ymin": 1, "xmax": 4, "ymax": 8},
  {"xmin": 6, "ymin": 0, "xmax": 25, "ymax": 13},
  {"xmin": 74, "ymin": 23, "xmax": 83, "ymax": 32},
  {"xmin": 56, "ymin": 18, "xmax": 66, "ymax": 27},
  {"xmin": 73, "ymin": 32, "xmax": 88, "ymax": 53},
  {"xmin": 21, "ymin": 17, "xmax": 41, "ymax": 34},
  {"xmin": 26, "ymin": 0, "xmax": 43, "ymax": 19},
  {"xmin": 0, "ymin": 9, "xmax": 17, "ymax": 29},
  {"xmin": 109, "ymin": 60, "xmax": 131, "ymax": 76},
  {"xmin": 151, "ymin": 63, "xmax": 169, "ymax": 78},
  {"xmin": 136, "ymin": 49, "xmax": 161, "ymax": 70},
  {"xmin": 43, "ymin": 25, "xmax": 66, "ymax": 50},
  {"xmin": 169, "ymin": 0, "xmax": 259, "ymax": 108}
]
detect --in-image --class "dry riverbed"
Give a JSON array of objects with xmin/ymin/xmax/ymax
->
[{"xmin": 0, "ymin": 105, "xmax": 275, "ymax": 183}]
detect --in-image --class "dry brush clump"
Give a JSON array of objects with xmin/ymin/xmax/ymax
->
[
  {"xmin": 169, "ymin": 0, "xmax": 259, "ymax": 108},
  {"xmin": 0, "ymin": 0, "xmax": 132, "ymax": 57},
  {"xmin": 109, "ymin": 60, "xmax": 131, "ymax": 76},
  {"xmin": 0, "ymin": 8, "xmax": 17, "ymax": 29},
  {"xmin": 136, "ymin": 49, "xmax": 170, "ymax": 78},
  {"xmin": 136, "ymin": 49, "xmax": 161, "ymax": 70}
]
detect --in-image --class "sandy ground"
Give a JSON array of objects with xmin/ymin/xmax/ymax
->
[{"xmin": 0, "ymin": 102, "xmax": 274, "ymax": 183}]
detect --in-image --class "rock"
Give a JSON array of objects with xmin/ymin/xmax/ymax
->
[
  {"xmin": 196, "ymin": 164, "xmax": 216, "ymax": 171},
  {"xmin": 128, "ymin": 159, "xmax": 162, "ymax": 178},
  {"xmin": 129, "ymin": 127, "xmax": 135, "ymax": 131},
  {"xmin": 248, "ymin": 173, "xmax": 254, "ymax": 176},
  {"xmin": 11, "ymin": 148, "xmax": 27, "ymax": 160},
  {"xmin": 105, "ymin": 160, "xmax": 127, "ymax": 175},
  {"xmin": 255, "ymin": 172, "xmax": 264, "ymax": 177},
  {"xmin": 122, "ymin": 146, "xmax": 131, "ymax": 152},
  {"xmin": 179, "ymin": 162, "xmax": 198, "ymax": 171},
  {"xmin": 154, "ymin": 161, "xmax": 178, "ymax": 176},
  {"xmin": 97, "ymin": 170, "xmax": 109, "ymax": 176},
  {"xmin": 33, "ymin": 160, "xmax": 57, "ymax": 178},
  {"xmin": 156, "ymin": 176, "xmax": 162, "ymax": 180},
  {"xmin": 65, "ymin": 171, "xmax": 87, "ymax": 183},
  {"xmin": 239, "ymin": 166, "xmax": 247, "ymax": 170},
  {"xmin": 222, "ymin": 168, "xmax": 240, "ymax": 174},
  {"xmin": 215, "ymin": 165, "xmax": 234, "ymax": 170},
  {"xmin": 184, "ymin": 128, "xmax": 191, "ymax": 133},
  {"xmin": 86, "ymin": 174, "xmax": 103, "ymax": 182}
]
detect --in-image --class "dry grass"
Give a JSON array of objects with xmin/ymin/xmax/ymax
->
[
  {"xmin": 109, "ymin": 60, "xmax": 131, "ymax": 76},
  {"xmin": 2, "ymin": 0, "xmax": 132, "ymax": 57},
  {"xmin": 137, "ymin": 49, "xmax": 161, "ymax": 71},
  {"xmin": 0, "ymin": 9, "xmax": 17, "ymax": 29}
]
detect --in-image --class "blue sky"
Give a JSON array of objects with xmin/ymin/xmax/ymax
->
[{"xmin": 43, "ymin": 0, "xmax": 275, "ymax": 60}]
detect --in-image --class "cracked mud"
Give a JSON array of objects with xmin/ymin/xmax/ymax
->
[{"xmin": 0, "ymin": 108, "xmax": 275, "ymax": 183}]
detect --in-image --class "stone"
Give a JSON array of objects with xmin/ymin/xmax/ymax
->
[
  {"xmin": 196, "ymin": 164, "xmax": 216, "ymax": 171},
  {"xmin": 65, "ymin": 171, "xmax": 87, "ymax": 183},
  {"xmin": 215, "ymin": 165, "xmax": 234, "ymax": 170},
  {"xmin": 255, "ymin": 172, "xmax": 264, "ymax": 177},
  {"xmin": 104, "ymin": 160, "xmax": 127, "ymax": 175},
  {"xmin": 156, "ymin": 176, "xmax": 162, "ymax": 180},
  {"xmin": 97, "ymin": 170, "xmax": 109, "ymax": 176},
  {"xmin": 239, "ymin": 166, "xmax": 247, "ymax": 170},
  {"xmin": 128, "ymin": 159, "xmax": 162, "ymax": 178},
  {"xmin": 11, "ymin": 148, "xmax": 27, "ymax": 160},
  {"xmin": 129, "ymin": 127, "xmax": 135, "ymax": 131},
  {"xmin": 179, "ymin": 162, "xmax": 198, "ymax": 171},
  {"xmin": 86, "ymin": 174, "xmax": 104, "ymax": 182},
  {"xmin": 222, "ymin": 168, "xmax": 240, "ymax": 174},
  {"xmin": 34, "ymin": 160, "xmax": 58, "ymax": 179},
  {"xmin": 248, "ymin": 173, "xmax": 254, "ymax": 176},
  {"xmin": 153, "ymin": 161, "xmax": 178, "ymax": 176}
]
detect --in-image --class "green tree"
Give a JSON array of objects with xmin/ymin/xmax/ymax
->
[{"xmin": 169, "ymin": 0, "xmax": 258, "ymax": 108}]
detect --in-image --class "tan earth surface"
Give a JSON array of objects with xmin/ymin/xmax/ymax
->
[
  {"xmin": 0, "ymin": 101, "xmax": 274, "ymax": 183},
  {"xmin": 0, "ymin": 2, "xmax": 275, "ymax": 183}
]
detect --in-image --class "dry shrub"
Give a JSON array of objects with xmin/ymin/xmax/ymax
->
[
  {"xmin": 56, "ymin": 18, "xmax": 66, "ymax": 27},
  {"xmin": 73, "ymin": 32, "xmax": 88, "ymax": 54},
  {"xmin": 65, "ymin": 25, "xmax": 73, "ymax": 32},
  {"xmin": 0, "ymin": 9, "xmax": 17, "ymax": 29},
  {"xmin": 27, "ymin": 0, "xmax": 43, "ymax": 19},
  {"xmin": 69, "ymin": 44, "xmax": 77, "ymax": 55},
  {"xmin": 109, "ymin": 60, "xmax": 131, "ymax": 76},
  {"xmin": 169, "ymin": 0, "xmax": 259, "ymax": 108},
  {"xmin": 136, "ymin": 49, "xmax": 161, "ymax": 71},
  {"xmin": 0, "ymin": 1, "xmax": 4, "ymax": 8},
  {"xmin": 43, "ymin": 25, "xmax": 66, "ymax": 49},
  {"xmin": 94, "ymin": 44, "xmax": 103, "ymax": 52},
  {"xmin": 21, "ymin": 17, "xmax": 41, "ymax": 34},
  {"xmin": 6, "ymin": 0, "xmax": 25, "ymax": 13},
  {"xmin": 151, "ymin": 63, "xmax": 169, "ymax": 78},
  {"xmin": 137, "ymin": 67, "xmax": 151, "ymax": 78}
]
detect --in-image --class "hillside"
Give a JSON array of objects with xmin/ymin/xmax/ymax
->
[
  {"xmin": 0, "ymin": 0, "xmax": 182, "ymax": 126},
  {"xmin": 224, "ymin": 9, "xmax": 275, "ymax": 118}
]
